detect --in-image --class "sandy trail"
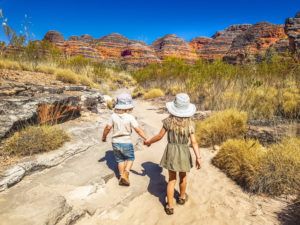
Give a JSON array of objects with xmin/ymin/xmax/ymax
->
[
  {"xmin": 0, "ymin": 98, "xmax": 286, "ymax": 225},
  {"xmin": 76, "ymin": 100, "xmax": 285, "ymax": 225}
]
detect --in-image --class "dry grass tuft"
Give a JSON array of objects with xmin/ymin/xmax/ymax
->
[
  {"xmin": 212, "ymin": 139, "xmax": 265, "ymax": 191},
  {"xmin": 2, "ymin": 125, "xmax": 70, "ymax": 156},
  {"xmin": 255, "ymin": 137, "xmax": 300, "ymax": 196},
  {"xmin": 143, "ymin": 88, "xmax": 165, "ymax": 99},
  {"xmin": 132, "ymin": 86, "xmax": 145, "ymax": 99},
  {"xmin": 196, "ymin": 109, "xmax": 248, "ymax": 146},
  {"xmin": 55, "ymin": 68, "xmax": 79, "ymax": 84}
]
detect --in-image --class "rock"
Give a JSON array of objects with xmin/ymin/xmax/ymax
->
[
  {"xmin": 43, "ymin": 30, "xmax": 65, "ymax": 43},
  {"xmin": 67, "ymin": 185, "xmax": 97, "ymax": 200},
  {"xmin": 191, "ymin": 25, "xmax": 251, "ymax": 60},
  {"xmin": 68, "ymin": 34, "xmax": 94, "ymax": 43},
  {"xmin": 46, "ymin": 196, "xmax": 72, "ymax": 225},
  {"xmin": 65, "ymin": 85, "xmax": 88, "ymax": 92},
  {"xmin": 80, "ymin": 92, "xmax": 104, "ymax": 113},
  {"xmin": 285, "ymin": 12, "xmax": 300, "ymax": 59},
  {"xmin": 121, "ymin": 42, "xmax": 161, "ymax": 67},
  {"xmin": 224, "ymin": 22, "xmax": 287, "ymax": 64},
  {"xmin": 95, "ymin": 33, "xmax": 130, "ymax": 62},
  {"xmin": 152, "ymin": 34, "xmax": 198, "ymax": 61},
  {"xmin": 62, "ymin": 40, "xmax": 103, "ymax": 60}
]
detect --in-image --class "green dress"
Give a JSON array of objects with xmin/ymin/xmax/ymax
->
[{"xmin": 160, "ymin": 118, "xmax": 194, "ymax": 172}]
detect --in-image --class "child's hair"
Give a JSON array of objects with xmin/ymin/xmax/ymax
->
[
  {"xmin": 114, "ymin": 108, "xmax": 133, "ymax": 114},
  {"xmin": 165, "ymin": 115, "xmax": 193, "ymax": 134}
]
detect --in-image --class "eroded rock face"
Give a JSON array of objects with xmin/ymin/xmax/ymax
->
[
  {"xmin": 285, "ymin": 12, "xmax": 300, "ymax": 59},
  {"xmin": 224, "ymin": 22, "xmax": 287, "ymax": 64},
  {"xmin": 62, "ymin": 40, "xmax": 103, "ymax": 60},
  {"xmin": 43, "ymin": 31, "xmax": 64, "ymax": 43},
  {"xmin": 191, "ymin": 25, "xmax": 251, "ymax": 60},
  {"xmin": 121, "ymin": 42, "xmax": 161, "ymax": 67},
  {"xmin": 68, "ymin": 34, "xmax": 94, "ymax": 43},
  {"xmin": 95, "ymin": 33, "xmax": 130, "ymax": 61},
  {"xmin": 152, "ymin": 34, "xmax": 198, "ymax": 61}
]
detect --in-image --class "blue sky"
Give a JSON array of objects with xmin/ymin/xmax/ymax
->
[{"xmin": 0, "ymin": 0, "xmax": 299, "ymax": 44}]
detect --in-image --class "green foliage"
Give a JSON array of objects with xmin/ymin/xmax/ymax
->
[
  {"xmin": 196, "ymin": 109, "xmax": 248, "ymax": 146},
  {"xmin": 143, "ymin": 88, "xmax": 165, "ymax": 99},
  {"xmin": 2, "ymin": 125, "xmax": 70, "ymax": 156}
]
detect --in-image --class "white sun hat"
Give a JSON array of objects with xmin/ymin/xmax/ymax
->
[
  {"xmin": 166, "ymin": 93, "xmax": 196, "ymax": 117},
  {"xmin": 114, "ymin": 93, "xmax": 134, "ymax": 109}
]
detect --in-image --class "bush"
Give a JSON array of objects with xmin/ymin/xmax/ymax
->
[
  {"xmin": 132, "ymin": 86, "xmax": 145, "ymax": 98},
  {"xmin": 281, "ymin": 84, "xmax": 300, "ymax": 118},
  {"xmin": 196, "ymin": 109, "xmax": 248, "ymax": 146},
  {"xmin": 243, "ymin": 87, "xmax": 278, "ymax": 119},
  {"xmin": 143, "ymin": 88, "xmax": 165, "ymax": 99},
  {"xmin": 255, "ymin": 138, "xmax": 300, "ymax": 196},
  {"xmin": 2, "ymin": 125, "xmax": 70, "ymax": 156},
  {"xmin": 212, "ymin": 139, "xmax": 265, "ymax": 191},
  {"xmin": 0, "ymin": 58, "xmax": 21, "ymax": 70},
  {"xmin": 55, "ymin": 68, "xmax": 79, "ymax": 84}
]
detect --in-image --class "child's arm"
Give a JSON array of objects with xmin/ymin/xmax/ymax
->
[
  {"xmin": 102, "ymin": 125, "xmax": 112, "ymax": 142},
  {"xmin": 133, "ymin": 127, "xmax": 147, "ymax": 140},
  {"xmin": 145, "ymin": 127, "xmax": 166, "ymax": 146},
  {"xmin": 190, "ymin": 133, "xmax": 201, "ymax": 169}
]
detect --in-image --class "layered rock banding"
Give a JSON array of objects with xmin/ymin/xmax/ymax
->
[
  {"xmin": 152, "ymin": 34, "xmax": 198, "ymax": 61},
  {"xmin": 285, "ymin": 12, "xmax": 300, "ymax": 59},
  {"xmin": 190, "ymin": 25, "xmax": 252, "ymax": 60},
  {"xmin": 13, "ymin": 12, "xmax": 300, "ymax": 65}
]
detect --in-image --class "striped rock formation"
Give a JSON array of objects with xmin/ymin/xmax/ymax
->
[
  {"xmin": 121, "ymin": 42, "xmax": 160, "ymax": 67},
  {"xmin": 62, "ymin": 41, "xmax": 103, "ymax": 60},
  {"xmin": 190, "ymin": 25, "xmax": 252, "ymax": 60},
  {"xmin": 224, "ymin": 22, "xmax": 287, "ymax": 64},
  {"xmin": 152, "ymin": 34, "xmax": 198, "ymax": 61},
  {"xmin": 285, "ymin": 12, "xmax": 300, "ymax": 59},
  {"xmin": 95, "ymin": 33, "xmax": 130, "ymax": 62}
]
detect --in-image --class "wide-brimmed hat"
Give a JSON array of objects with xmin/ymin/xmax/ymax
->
[
  {"xmin": 115, "ymin": 93, "xmax": 134, "ymax": 109},
  {"xmin": 166, "ymin": 93, "xmax": 196, "ymax": 117}
]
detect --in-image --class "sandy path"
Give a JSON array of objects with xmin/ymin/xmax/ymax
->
[
  {"xmin": 0, "ymin": 98, "xmax": 286, "ymax": 225},
  {"xmin": 76, "ymin": 100, "xmax": 285, "ymax": 225}
]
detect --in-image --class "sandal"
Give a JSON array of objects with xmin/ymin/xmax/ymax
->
[
  {"xmin": 177, "ymin": 194, "xmax": 188, "ymax": 205},
  {"xmin": 165, "ymin": 204, "xmax": 174, "ymax": 215}
]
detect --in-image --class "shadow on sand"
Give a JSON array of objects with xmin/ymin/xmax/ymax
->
[{"xmin": 132, "ymin": 161, "xmax": 179, "ymax": 208}]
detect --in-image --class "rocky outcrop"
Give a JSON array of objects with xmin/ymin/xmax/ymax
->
[
  {"xmin": 121, "ymin": 42, "xmax": 161, "ymax": 67},
  {"xmin": 95, "ymin": 33, "xmax": 130, "ymax": 62},
  {"xmin": 0, "ymin": 80, "xmax": 104, "ymax": 141},
  {"xmin": 68, "ymin": 34, "xmax": 94, "ymax": 43},
  {"xmin": 190, "ymin": 25, "xmax": 252, "ymax": 60},
  {"xmin": 62, "ymin": 40, "xmax": 103, "ymax": 60},
  {"xmin": 152, "ymin": 34, "xmax": 198, "ymax": 61},
  {"xmin": 285, "ymin": 12, "xmax": 300, "ymax": 59},
  {"xmin": 44, "ymin": 30, "xmax": 64, "ymax": 43},
  {"xmin": 224, "ymin": 23, "xmax": 287, "ymax": 64}
]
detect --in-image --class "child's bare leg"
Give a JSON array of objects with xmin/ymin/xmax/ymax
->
[
  {"xmin": 167, "ymin": 170, "xmax": 177, "ymax": 208},
  {"xmin": 179, "ymin": 172, "xmax": 187, "ymax": 199},
  {"xmin": 118, "ymin": 162, "xmax": 125, "ymax": 177},
  {"xmin": 125, "ymin": 160, "xmax": 133, "ymax": 172}
]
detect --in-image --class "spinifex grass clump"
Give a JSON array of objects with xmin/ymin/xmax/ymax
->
[
  {"xmin": 195, "ymin": 109, "xmax": 248, "ymax": 146},
  {"xmin": 2, "ymin": 125, "xmax": 70, "ymax": 156},
  {"xmin": 212, "ymin": 137, "xmax": 300, "ymax": 196},
  {"xmin": 212, "ymin": 139, "xmax": 265, "ymax": 191},
  {"xmin": 143, "ymin": 88, "xmax": 165, "ymax": 99},
  {"xmin": 255, "ymin": 138, "xmax": 300, "ymax": 196}
]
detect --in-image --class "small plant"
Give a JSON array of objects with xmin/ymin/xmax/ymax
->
[
  {"xmin": 2, "ymin": 125, "xmax": 70, "ymax": 156},
  {"xmin": 196, "ymin": 109, "xmax": 248, "ymax": 146},
  {"xmin": 212, "ymin": 139, "xmax": 265, "ymax": 191},
  {"xmin": 132, "ymin": 86, "xmax": 145, "ymax": 98},
  {"xmin": 143, "ymin": 88, "xmax": 165, "ymax": 99}
]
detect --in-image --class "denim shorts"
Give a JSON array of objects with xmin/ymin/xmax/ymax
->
[{"xmin": 112, "ymin": 143, "xmax": 135, "ymax": 163}]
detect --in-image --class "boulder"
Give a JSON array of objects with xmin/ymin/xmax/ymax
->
[
  {"xmin": 152, "ymin": 34, "xmax": 198, "ymax": 61},
  {"xmin": 43, "ymin": 30, "xmax": 64, "ymax": 43}
]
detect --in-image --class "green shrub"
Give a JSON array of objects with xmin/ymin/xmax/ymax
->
[
  {"xmin": 255, "ymin": 138, "xmax": 300, "ymax": 196},
  {"xmin": 2, "ymin": 125, "xmax": 70, "ymax": 156},
  {"xmin": 143, "ymin": 88, "xmax": 165, "ymax": 99},
  {"xmin": 212, "ymin": 139, "xmax": 265, "ymax": 191},
  {"xmin": 196, "ymin": 109, "xmax": 248, "ymax": 146}
]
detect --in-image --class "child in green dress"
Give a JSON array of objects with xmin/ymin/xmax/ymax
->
[{"xmin": 145, "ymin": 93, "xmax": 201, "ymax": 215}]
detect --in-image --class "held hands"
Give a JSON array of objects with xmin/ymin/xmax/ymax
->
[{"xmin": 143, "ymin": 138, "xmax": 151, "ymax": 147}]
